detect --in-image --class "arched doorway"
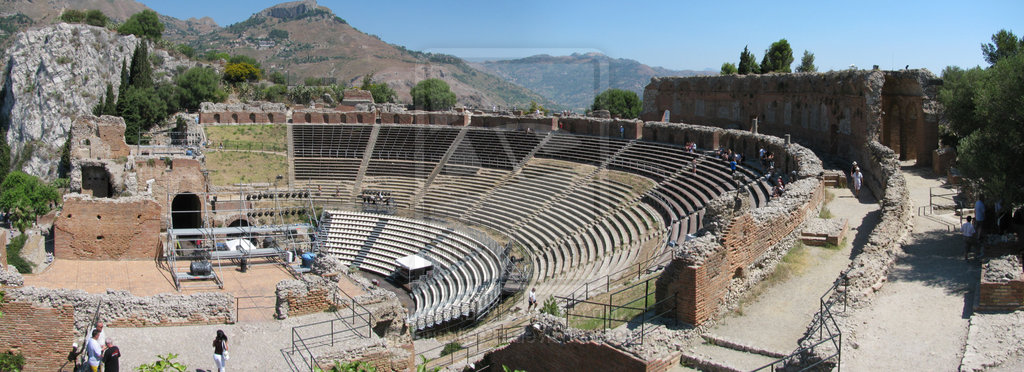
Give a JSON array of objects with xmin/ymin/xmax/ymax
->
[
  {"xmin": 227, "ymin": 219, "xmax": 250, "ymax": 228},
  {"xmin": 171, "ymin": 193, "xmax": 202, "ymax": 230}
]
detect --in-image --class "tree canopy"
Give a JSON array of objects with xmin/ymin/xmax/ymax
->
[
  {"xmin": 796, "ymin": 50, "xmax": 817, "ymax": 73},
  {"xmin": 411, "ymin": 78, "xmax": 456, "ymax": 111},
  {"xmin": 223, "ymin": 62, "xmax": 262, "ymax": 83},
  {"xmin": 720, "ymin": 62, "xmax": 738, "ymax": 75},
  {"xmin": 0, "ymin": 171, "xmax": 60, "ymax": 232},
  {"xmin": 119, "ymin": 10, "xmax": 164, "ymax": 39},
  {"xmin": 939, "ymin": 30, "xmax": 1024, "ymax": 205},
  {"xmin": 738, "ymin": 46, "xmax": 759, "ymax": 75},
  {"xmin": 591, "ymin": 89, "xmax": 642, "ymax": 119},
  {"xmin": 760, "ymin": 39, "xmax": 794, "ymax": 73},
  {"xmin": 360, "ymin": 74, "xmax": 396, "ymax": 104},
  {"xmin": 981, "ymin": 29, "xmax": 1024, "ymax": 65},
  {"xmin": 175, "ymin": 67, "xmax": 227, "ymax": 111}
]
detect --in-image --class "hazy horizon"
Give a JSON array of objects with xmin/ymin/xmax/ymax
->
[{"xmin": 145, "ymin": 0, "xmax": 1024, "ymax": 74}]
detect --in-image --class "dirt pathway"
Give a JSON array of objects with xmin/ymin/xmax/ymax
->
[
  {"xmin": 704, "ymin": 185, "xmax": 879, "ymax": 352},
  {"xmin": 841, "ymin": 165, "xmax": 973, "ymax": 371}
]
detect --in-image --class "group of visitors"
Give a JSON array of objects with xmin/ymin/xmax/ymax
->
[
  {"xmin": 82, "ymin": 322, "xmax": 119, "ymax": 372},
  {"xmin": 683, "ymin": 142, "xmax": 697, "ymax": 153},
  {"xmin": 78, "ymin": 324, "xmax": 229, "ymax": 372},
  {"xmin": 758, "ymin": 147, "xmax": 776, "ymax": 173},
  {"xmin": 962, "ymin": 194, "xmax": 1014, "ymax": 260},
  {"xmin": 771, "ymin": 176, "xmax": 786, "ymax": 198}
]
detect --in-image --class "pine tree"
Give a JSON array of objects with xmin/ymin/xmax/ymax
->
[{"xmin": 118, "ymin": 59, "xmax": 129, "ymax": 98}]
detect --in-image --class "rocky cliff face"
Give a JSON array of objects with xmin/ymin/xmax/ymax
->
[
  {"xmin": 1, "ymin": 23, "xmax": 195, "ymax": 181},
  {"xmin": 2, "ymin": 23, "xmax": 139, "ymax": 180}
]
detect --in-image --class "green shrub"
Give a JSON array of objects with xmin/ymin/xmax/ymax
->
[
  {"xmin": 56, "ymin": 56, "xmax": 72, "ymax": 64},
  {"xmin": 0, "ymin": 350, "xmax": 25, "ymax": 372},
  {"xmin": 136, "ymin": 353, "xmax": 187, "ymax": 372},
  {"xmin": 6, "ymin": 235, "xmax": 33, "ymax": 274},
  {"xmin": 540, "ymin": 296, "xmax": 561, "ymax": 317},
  {"xmin": 439, "ymin": 341, "xmax": 462, "ymax": 357}
]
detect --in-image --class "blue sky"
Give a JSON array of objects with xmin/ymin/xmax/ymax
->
[{"xmin": 145, "ymin": 0, "xmax": 1024, "ymax": 73}]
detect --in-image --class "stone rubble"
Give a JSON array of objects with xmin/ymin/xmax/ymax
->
[
  {"xmin": 0, "ymin": 264, "xmax": 24, "ymax": 287},
  {"xmin": 982, "ymin": 255, "xmax": 1022, "ymax": 283}
]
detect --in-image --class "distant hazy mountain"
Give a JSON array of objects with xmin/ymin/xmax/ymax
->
[
  {"xmin": 1, "ymin": 0, "xmax": 557, "ymax": 109},
  {"xmin": 474, "ymin": 52, "xmax": 711, "ymax": 110}
]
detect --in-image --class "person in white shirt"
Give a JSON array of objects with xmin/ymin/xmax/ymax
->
[
  {"xmin": 962, "ymin": 216, "xmax": 977, "ymax": 260},
  {"xmin": 86, "ymin": 329, "xmax": 103, "ymax": 372},
  {"xmin": 528, "ymin": 288, "xmax": 537, "ymax": 311}
]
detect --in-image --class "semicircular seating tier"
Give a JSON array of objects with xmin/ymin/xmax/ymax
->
[
  {"xmin": 292, "ymin": 124, "xmax": 770, "ymax": 301},
  {"xmin": 317, "ymin": 210, "xmax": 503, "ymax": 330}
]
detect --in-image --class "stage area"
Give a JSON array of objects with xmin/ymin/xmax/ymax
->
[{"xmin": 21, "ymin": 259, "xmax": 365, "ymax": 321}]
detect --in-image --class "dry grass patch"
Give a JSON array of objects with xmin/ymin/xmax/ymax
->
[
  {"xmin": 205, "ymin": 151, "xmax": 288, "ymax": 186},
  {"xmin": 204, "ymin": 124, "xmax": 287, "ymax": 150}
]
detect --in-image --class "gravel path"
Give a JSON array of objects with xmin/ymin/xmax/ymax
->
[
  {"xmin": 110, "ymin": 311, "xmax": 363, "ymax": 371},
  {"xmin": 841, "ymin": 165, "xmax": 973, "ymax": 371},
  {"xmin": 705, "ymin": 186, "xmax": 879, "ymax": 352}
]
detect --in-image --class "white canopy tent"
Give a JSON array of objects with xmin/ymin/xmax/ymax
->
[{"xmin": 396, "ymin": 254, "xmax": 433, "ymax": 282}]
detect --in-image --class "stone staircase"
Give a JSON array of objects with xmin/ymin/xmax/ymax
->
[
  {"xmin": 350, "ymin": 124, "xmax": 381, "ymax": 199},
  {"xmin": 409, "ymin": 126, "xmax": 470, "ymax": 208}
]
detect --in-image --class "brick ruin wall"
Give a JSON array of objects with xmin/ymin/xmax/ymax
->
[
  {"xmin": 69, "ymin": 115, "xmax": 133, "ymax": 197},
  {"xmin": 978, "ymin": 280, "xmax": 1024, "ymax": 311},
  {"xmin": 641, "ymin": 70, "xmax": 941, "ymax": 167},
  {"xmin": 133, "ymin": 157, "xmax": 208, "ymax": 228},
  {"xmin": 0, "ymin": 284, "xmax": 234, "ymax": 370},
  {"xmin": 199, "ymin": 102, "xmax": 288, "ymax": 124},
  {"xmin": 651, "ymin": 121, "xmax": 825, "ymax": 325},
  {"xmin": 0, "ymin": 301, "xmax": 76, "ymax": 372},
  {"xmin": 54, "ymin": 195, "xmax": 161, "ymax": 260}
]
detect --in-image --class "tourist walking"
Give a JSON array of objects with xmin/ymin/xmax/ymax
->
[
  {"xmin": 852, "ymin": 169, "xmax": 863, "ymax": 197},
  {"xmin": 528, "ymin": 288, "xmax": 537, "ymax": 311},
  {"xmin": 213, "ymin": 330, "xmax": 229, "ymax": 372},
  {"xmin": 962, "ymin": 216, "xmax": 978, "ymax": 260},
  {"xmin": 101, "ymin": 339, "xmax": 120, "ymax": 372},
  {"xmin": 974, "ymin": 195, "xmax": 986, "ymax": 238}
]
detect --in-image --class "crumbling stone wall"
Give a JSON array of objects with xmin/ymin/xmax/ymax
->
[
  {"xmin": 133, "ymin": 157, "xmax": 208, "ymax": 228},
  {"xmin": 487, "ymin": 315, "xmax": 680, "ymax": 372},
  {"xmin": 657, "ymin": 178, "xmax": 823, "ymax": 325},
  {"xmin": 54, "ymin": 195, "xmax": 161, "ymax": 260},
  {"xmin": 0, "ymin": 300, "xmax": 76, "ymax": 372},
  {"xmin": 199, "ymin": 102, "xmax": 288, "ymax": 124},
  {"xmin": 558, "ymin": 117, "xmax": 642, "ymax": 139},
  {"xmin": 5, "ymin": 286, "xmax": 235, "ymax": 329},
  {"xmin": 470, "ymin": 114, "xmax": 556, "ymax": 131},
  {"xmin": 69, "ymin": 115, "xmax": 132, "ymax": 197},
  {"xmin": 641, "ymin": 70, "xmax": 940, "ymax": 166}
]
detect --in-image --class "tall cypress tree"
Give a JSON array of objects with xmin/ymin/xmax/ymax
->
[
  {"xmin": 128, "ymin": 42, "xmax": 153, "ymax": 89},
  {"xmin": 102, "ymin": 83, "xmax": 117, "ymax": 115},
  {"xmin": 738, "ymin": 46, "xmax": 760, "ymax": 75}
]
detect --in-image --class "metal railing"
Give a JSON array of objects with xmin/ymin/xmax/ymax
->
[
  {"xmin": 288, "ymin": 291, "xmax": 376, "ymax": 371},
  {"xmin": 556, "ymin": 276, "xmax": 674, "ymax": 346},
  {"xmin": 559, "ymin": 246, "xmax": 671, "ymax": 307},
  {"xmin": 417, "ymin": 325, "xmax": 523, "ymax": 370},
  {"xmin": 752, "ymin": 273, "xmax": 848, "ymax": 371}
]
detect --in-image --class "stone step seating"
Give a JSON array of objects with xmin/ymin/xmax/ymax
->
[
  {"xmin": 366, "ymin": 160, "xmax": 436, "ymax": 179},
  {"xmin": 295, "ymin": 180, "xmax": 356, "ymax": 207},
  {"xmin": 291, "ymin": 124, "xmax": 373, "ymax": 158},
  {"xmin": 418, "ymin": 166, "xmax": 510, "ymax": 219},
  {"xmin": 318, "ymin": 210, "xmax": 501, "ymax": 330},
  {"xmin": 534, "ymin": 133, "xmax": 632, "ymax": 165},
  {"xmin": 370, "ymin": 126, "xmax": 461, "ymax": 163},
  {"xmin": 293, "ymin": 158, "xmax": 361, "ymax": 181},
  {"xmin": 447, "ymin": 129, "xmax": 542, "ymax": 170},
  {"xmin": 467, "ymin": 161, "xmax": 585, "ymax": 238},
  {"xmin": 360, "ymin": 177, "xmax": 423, "ymax": 209}
]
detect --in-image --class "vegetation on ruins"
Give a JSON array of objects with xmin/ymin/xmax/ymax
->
[
  {"xmin": 411, "ymin": 78, "xmax": 457, "ymax": 111},
  {"xmin": 796, "ymin": 50, "xmax": 817, "ymax": 73},
  {"xmin": 591, "ymin": 88, "xmax": 642, "ymax": 119},
  {"xmin": 0, "ymin": 350, "xmax": 25, "ymax": 372},
  {"xmin": 737, "ymin": 46, "xmax": 760, "ymax": 75},
  {"xmin": 360, "ymin": 74, "xmax": 397, "ymax": 104},
  {"xmin": 939, "ymin": 29, "xmax": 1024, "ymax": 205},
  {"xmin": 720, "ymin": 62, "xmax": 738, "ymax": 75},
  {"xmin": 5, "ymin": 234, "xmax": 33, "ymax": 274},
  {"xmin": 268, "ymin": 71, "xmax": 287, "ymax": 85},
  {"xmin": 440, "ymin": 341, "xmax": 463, "ymax": 357},
  {"xmin": 759, "ymin": 39, "xmax": 795, "ymax": 73},
  {"xmin": 136, "ymin": 353, "xmax": 188, "ymax": 372},
  {"xmin": 540, "ymin": 296, "xmax": 561, "ymax": 317},
  {"xmin": 526, "ymin": 100, "xmax": 551, "ymax": 115},
  {"xmin": 118, "ymin": 10, "xmax": 164, "ymax": 40},
  {"xmin": 314, "ymin": 361, "xmax": 377, "ymax": 372},
  {"xmin": 59, "ymin": 9, "xmax": 109, "ymax": 28},
  {"xmin": 0, "ymin": 171, "xmax": 59, "ymax": 233}
]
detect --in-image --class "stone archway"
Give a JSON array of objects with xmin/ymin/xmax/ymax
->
[{"xmin": 171, "ymin": 193, "xmax": 202, "ymax": 230}]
